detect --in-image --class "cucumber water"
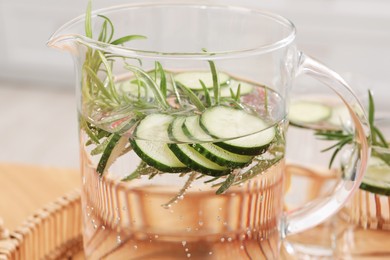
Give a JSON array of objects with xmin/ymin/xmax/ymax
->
[{"xmin": 81, "ymin": 70, "xmax": 285, "ymax": 190}]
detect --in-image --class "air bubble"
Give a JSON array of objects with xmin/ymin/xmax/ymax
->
[
  {"xmin": 187, "ymin": 253, "xmax": 191, "ymax": 258},
  {"xmin": 163, "ymin": 204, "xmax": 172, "ymax": 210},
  {"xmin": 209, "ymin": 252, "xmax": 213, "ymax": 255},
  {"xmin": 134, "ymin": 245, "xmax": 138, "ymax": 250},
  {"xmin": 116, "ymin": 235, "xmax": 122, "ymax": 244},
  {"xmin": 228, "ymin": 237, "xmax": 233, "ymax": 242},
  {"xmin": 240, "ymin": 245, "xmax": 245, "ymax": 250},
  {"xmin": 220, "ymin": 238, "xmax": 225, "ymax": 242},
  {"xmin": 182, "ymin": 241, "xmax": 187, "ymax": 247},
  {"xmin": 101, "ymin": 226, "xmax": 106, "ymax": 230},
  {"xmin": 198, "ymin": 221, "xmax": 204, "ymax": 226}
]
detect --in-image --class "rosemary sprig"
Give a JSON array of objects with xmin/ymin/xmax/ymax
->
[
  {"xmin": 121, "ymin": 161, "xmax": 161, "ymax": 181},
  {"xmin": 199, "ymin": 80, "xmax": 212, "ymax": 107},
  {"xmin": 315, "ymin": 130, "xmax": 353, "ymax": 169},
  {"xmin": 83, "ymin": 0, "xmax": 148, "ymax": 110},
  {"xmin": 111, "ymin": 35, "xmax": 146, "ymax": 45},
  {"xmin": 97, "ymin": 15, "xmax": 114, "ymax": 42},
  {"xmin": 96, "ymin": 133, "xmax": 121, "ymax": 175},
  {"xmin": 85, "ymin": 0, "xmax": 92, "ymax": 38},
  {"xmin": 316, "ymin": 90, "xmax": 388, "ymax": 168},
  {"xmin": 216, "ymin": 170, "xmax": 238, "ymax": 195},
  {"xmin": 208, "ymin": 60, "xmax": 220, "ymax": 105},
  {"xmin": 170, "ymin": 74, "xmax": 182, "ymax": 106},
  {"xmin": 368, "ymin": 92, "xmax": 389, "ymax": 149},
  {"xmin": 230, "ymin": 83, "xmax": 241, "ymax": 102},
  {"xmin": 161, "ymin": 172, "xmax": 199, "ymax": 209},
  {"xmin": 124, "ymin": 64, "xmax": 169, "ymax": 109},
  {"xmin": 175, "ymin": 82, "xmax": 206, "ymax": 111},
  {"xmin": 155, "ymin": 62, "xmax": 168, "ymax": 98}
]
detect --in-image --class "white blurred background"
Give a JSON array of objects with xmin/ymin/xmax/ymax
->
[{"xmin": 0, "ymin": 0, "xmax": 389, "ymax": 168}]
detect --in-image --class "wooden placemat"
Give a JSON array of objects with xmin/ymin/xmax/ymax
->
[
  {"xmin": 0, "ymin": 163, "xmax": 338, "ymax": 259},
  {"xmin": 0, "ymin": 189, "xmax": 83, "ymax": 259}
]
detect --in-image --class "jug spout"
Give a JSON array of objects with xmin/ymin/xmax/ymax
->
[
  {"xmin": 47, "ymin": 34, "xmax": 80, "ymax": 53},
  {"xmin": 47, "ymin": 11, "xmax": 88, "ymax": 54}
]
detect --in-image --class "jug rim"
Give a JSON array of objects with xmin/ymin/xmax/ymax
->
[{"xmin": 48, "ymin": 2, "xmax": 296, "ymax": 60}]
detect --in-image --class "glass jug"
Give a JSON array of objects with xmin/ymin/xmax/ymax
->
[{"xmin": 48, "ymin": 2, "xmax": 370, "ymax": 259}]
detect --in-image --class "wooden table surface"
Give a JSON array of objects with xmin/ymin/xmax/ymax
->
[{"xmin": 0, "ymin": 163, "xmax": 80, "ymax": 231}]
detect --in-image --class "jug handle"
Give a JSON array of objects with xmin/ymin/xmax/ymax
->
[{"xmin": 281, "ymin": 51, "xmax": 371, "ymax": 237}]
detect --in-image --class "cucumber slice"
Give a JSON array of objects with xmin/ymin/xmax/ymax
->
[
  {"xmin": 328, "ymin": 105, "xmax": 350, "ymax": 127},
  {"xmin": 168, "ymin": 115, "xmax": 230, "ymax": 176},
  {"xmin": 200, "ymin": 80, "xmax": 254, "ymax": 98},
  {"xmin": 116, "ymin": 80, "xmax": 155, "ymax": 100},
  {"xmin": 200, "ymin": 106, "xmax": 275, "ymax": 155},
  {"xmin": 219, "ymin": 80, "xmax": 254, "ymax": 98},
  {"xmin": 359, "ymin": 156, "xmax": 390, "ymax": 196},
  {"xmin": 168, "ymin": 144, "xmax": 230, "ymax": 176},
  {"xmin": 116, "ymin": 76, "xmax": 174, "ymax": 100},
  {"xmin": 174, "ymin": 71, "xmax": 230, "ymax": 90},
  {"xmin": 168, "ymin": 116, "xmax": 192, "ymax": 143},
  {"xmin": 182, "ymin": 114, "xmax": 254, "ymax": 167},
  {"xmin": 183, "ymin": 115, "xmax": 213, "ymax": 142},
  {"xmin": 131, "ymin": 114, "xmax": 188, "ymax": 172},
  {"xmin": 134, "ymin": 114, "xmax": 174, "ymax": 141},
  {"xmin": 191, "ymin": 143, "xmax": 253, "ymax": 168},
  {"xmin": 289, "ymin": 101, "xmax": 332, "ymax": 125},
  {"xmin": 96, "ymin": 133, "xmax": 121, "ymax": 175}
]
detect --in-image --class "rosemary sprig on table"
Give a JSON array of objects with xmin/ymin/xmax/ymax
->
[{"xmin": 315, "ymin": 90, "xmax": 389, "ymax": 168}]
